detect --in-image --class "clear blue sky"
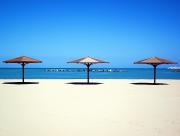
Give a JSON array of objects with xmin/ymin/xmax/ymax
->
[{"xmin": 0, "ymin": 0, "xmax": 180, "ymax": 68}]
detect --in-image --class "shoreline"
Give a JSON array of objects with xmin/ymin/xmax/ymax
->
[{"xmin": 1, "ymin": 78, "xmax": 180, "ymax": 80}]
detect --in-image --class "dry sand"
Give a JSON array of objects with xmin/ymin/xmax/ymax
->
[{"xmin": 0, "ymin": 79, "xmax": 180, "ymax": 136}]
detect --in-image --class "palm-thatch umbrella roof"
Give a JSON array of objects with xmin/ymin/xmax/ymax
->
[
  {"xmin": 134, "ymin": 57, "xmax": 176, "ymax": 65},
  {"xmin": 3, "ymin": 56, "xmax": 42, "ymax": 83},
  {"xmin": 68, "ymin": 56, "xmax": 109, "ymax": 83},
  {"xmin": 134, "ymin": 57, "xmax": 177, "ymax": 84},
  {"xmin": 68, "ymin": 56, "xmax": 108, "ymax": 64},
  {"xmin": 4, "ymin": 56, "xmax": 42, "ymax": 63}
]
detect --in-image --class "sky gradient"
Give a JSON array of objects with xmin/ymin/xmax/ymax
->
[{"xmin": 0, "ymin": 0, "xmax": 180, "ymax": 68}]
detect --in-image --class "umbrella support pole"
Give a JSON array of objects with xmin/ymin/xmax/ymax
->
[
  {"xmin": 86, "ymin": 63, "xmax": 92, "ymax": 84},
  {"xmin": 153, "ymin": 64, "xmax": 157, "ymax": 84},
  {"xmin": 21, "ymin": 63, "xmax": 25, "ymax": 83}
]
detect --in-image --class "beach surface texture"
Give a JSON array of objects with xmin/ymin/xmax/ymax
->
[{"xmin": 0, "ymin": 79, "xmax": 180, "ymax": 136}]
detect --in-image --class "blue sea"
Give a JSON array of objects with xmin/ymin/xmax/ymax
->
[{"xmin": 0, "ymin": 68, "xmax": 180, "ymax": 79}]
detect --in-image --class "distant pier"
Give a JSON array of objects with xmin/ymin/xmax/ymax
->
[{"xmin": 45, "ymin": 69, "xmax": 128, "ymax": 72}]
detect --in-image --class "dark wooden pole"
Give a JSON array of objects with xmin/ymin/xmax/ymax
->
[
  {"xmin": 86, "ymin": 63, "xmax": 91, "ymax": 83},
  {"xmin": 153, "ymin": 64, "xmax": 157, "ymax": 84},
  {"xmin": 22, "ymin": 63, "xmax": 25, "ymax": 83}
]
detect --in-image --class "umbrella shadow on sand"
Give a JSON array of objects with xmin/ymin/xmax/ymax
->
[
  {"xmin": 131, "ymin": 82, "xmax": 168, "ymax": 85},
  {"xmin": 3, "ymin": 82, "xmax": 39, "ymax": 85},
  {"xmin": 66, "ymin": 82, "xmax": 103, "ymax": 85}
]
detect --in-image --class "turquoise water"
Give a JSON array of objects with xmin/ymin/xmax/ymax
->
[{"xmin": 0, "ymin": 68, "xmax": 180, "ymax": 79}]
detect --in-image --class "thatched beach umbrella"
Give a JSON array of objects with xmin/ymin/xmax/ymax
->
[
  {"xmin": 134, "ymin": 57, "xmax": 177, "ymax": 84},
  {"xmin": 68, "ymin": 56, "xmax": 109, "ymax": 83},
  {"xmin": 3, "ymin": 56, "xmax": 42, "ymax": 83}
]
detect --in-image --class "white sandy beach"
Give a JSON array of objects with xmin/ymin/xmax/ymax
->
[{"xmin": 0, "ymin": 79, "xmax": 180, "ymax": 136}]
